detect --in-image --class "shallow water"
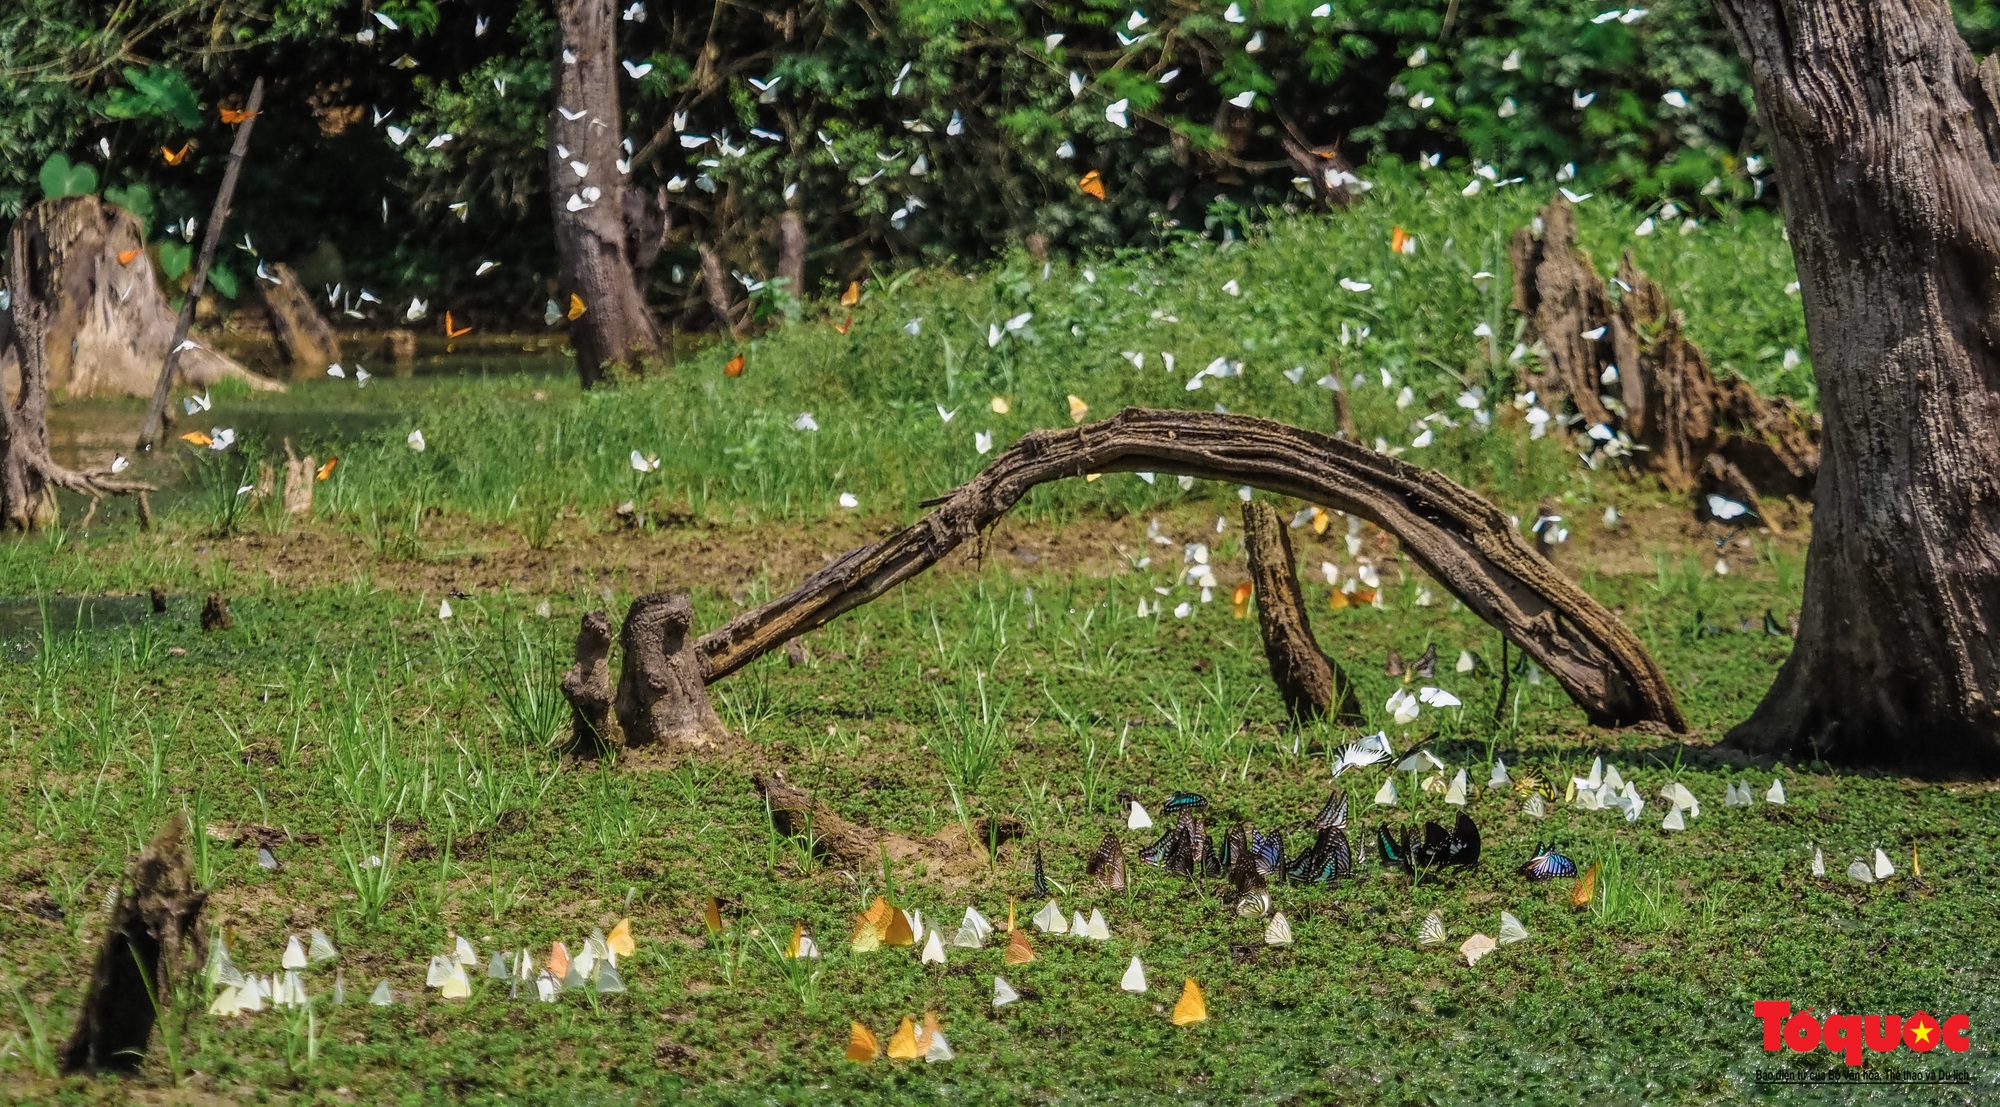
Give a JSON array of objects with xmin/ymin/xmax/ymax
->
[{"xmin": 0, "ymin": 592, "xmax": 165, "ymax": 660}]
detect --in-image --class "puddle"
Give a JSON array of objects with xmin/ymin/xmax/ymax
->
[{"xmin": 0, "ymin": 593, "xmax": 167, "ymax": 661}]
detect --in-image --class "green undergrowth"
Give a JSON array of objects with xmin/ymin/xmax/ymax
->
[{"xmin": 0, "ymin": 509, "xmax": 1992, "ymax": 1104}]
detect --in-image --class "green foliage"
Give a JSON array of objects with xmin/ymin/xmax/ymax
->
[
  {"xmin": 102, "ymin": 182, "xmax": 155, "ymax": 233},
  {"xmin": 157, "ymin": 240, "xmax": 191, "ymax": 279},
  {"xmin": 36, "ymin": 152, "xmax": 96, "ymax": 199},
  {"xmin": 99, "ymin": 64, "xmax": 203, "ymax": 130}
]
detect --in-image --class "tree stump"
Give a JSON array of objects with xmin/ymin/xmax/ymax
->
[
  {"xmin": 61, "ymin": 816, "xmax": 207, "ymax": 1074},
  {"xmin": 614, "ymin": 593, "xmax": 730, "ymax": 751},
  {"xmin": 0, "ymin": 196, "xmax": 275, "ymax": 399},
  {"xmin": 560, "ymin": 610, "xmax": 618, "ymax": 756},
  {"xmin": 200, "ymin": 594, "xmax": 232, "ymax": 632},
  {"xmin": 1508, "ymin": 200, "xmax": 1617, "ymax": 428},
  {"xmin": 387, "ymin": 329, "xmax": 417, "ymax": 377},
  {"xmin": 280, "ymin": 439, "xmax": 316, "ymax": 517},
  {"xmin": 1240, "ymin": 501, "xmax": 1362, "ymax": 724},
  {"xmin": 256, "ymin": 262, "xmax": 341, "ymax": 372}
]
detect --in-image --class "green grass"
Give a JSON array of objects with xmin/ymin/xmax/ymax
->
[{"xmin": 4, "ymin": 172, "xmax": 1993, "ymax": 1103}]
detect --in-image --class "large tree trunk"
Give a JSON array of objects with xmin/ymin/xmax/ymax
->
[
  {"xmin": 551, "ymin": 0, "xmax": 662, "ymax": 388},
  {"xmin": 0, "ymin": 197, "xmax": 273, "ymax": 401},
  {"xmin": 1715, "ymin": 0, "xmax": 2000, "ymax": 774}
]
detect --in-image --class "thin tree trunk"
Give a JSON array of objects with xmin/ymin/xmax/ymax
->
[
  {"xmin": 697, "ymin": 242, "xmax": 741, "ymax": 340},
  {"xmin": 256, "ymin": 261, "xmax": 341, "ymax": 373},
  {"xmin": 551, "ymin": 0, "xmax": 661, "ymax": 388},
  {"xmin": 777, "ymin": 211, "xmax": 807, "ymax": 301},
  {"xmin": 1714, "ymin": 0, "xmax": 2000, "ymax": 774},
  {"xmin": 138, "ymin": 77, "xmax": 264, "ymax": 449},
  {"xmin": 1240, "ymin": 500, "xmax": 1363, "ymax": 724}
]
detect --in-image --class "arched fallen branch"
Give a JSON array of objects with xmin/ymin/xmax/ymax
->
[{"xmin": 693, "ymin": 407, "xmax": 1686, "ymax": 732}]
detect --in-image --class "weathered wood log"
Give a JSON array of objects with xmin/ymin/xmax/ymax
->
[
  {"xmin": 615, "ymin": 593, "xmax": 731, "ymax": 750},
  {"xmin": 200, "ymin": 594, "xmax": 232, "ymax": 632},
  {"xmin": 256, "ymin": 262, "xmax": 341, "ymax": 371},
  {"xmin": 560, "ymin": 610, "xmax": 618, "ymax": 755},
  {"xmin": 694, "ymin": 408, "xmax": 1687, "ymax": 732},
  {"xmin": 61, "ymin": 816, "xmax": 206, "ymax": 1074},
  {"xmin": 1240, "ymin": 500, "xmax": 1362, "ymax": 724},
  {"xmin": 756, "ymin": 772, "xmax": 935, "ymax": 868}
]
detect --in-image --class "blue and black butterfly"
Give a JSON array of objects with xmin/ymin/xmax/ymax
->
[
  {"xmin": 1287, "ymin": 826, "xmax": 1353, "ymax": 884},
  {"xmin": 1162, "ymin": 792, "xmax": 1210, "ymax": 815},
  {"xmin": 1142, "ymin": 811, "xmax": 1210, "ymax": 879},
  {"xmin": 1518, "ymin": 843, "xmax": 1577, "ymax": 882},
  {"xmin": 1377, "ymin": 825, "xmax": 1414, "ymax": 874},
  {"xmin": 1252, "ymin": 830, "xmax": 1286, "ymax": 878},
  {"xmin": 1420, "ymin": 813, "xmax": 1481, "ymax": 869},
  {"xmin": 1031, "ymin": 847, "xmax": 1049, "ymax": 897}
]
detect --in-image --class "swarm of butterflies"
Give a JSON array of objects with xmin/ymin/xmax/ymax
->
[{"xmin": 202, "ymin": 918, "xmax": 638, "ymax": 1017}]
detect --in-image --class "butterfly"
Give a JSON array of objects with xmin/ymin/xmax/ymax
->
[
  {"xmin": 846, "ymin": 1021, "xmax": 881, "ymax": 1062},
  {"xmin": 885, "ymin": 1016, "xmax": 923, "ymax": 1060},
  {"xmin": 1385, "ymin": 648, "xmax": 1406, "ymax": 677},
  {"xmin": 724, "ymin": 353, "xmax": 746, "ymax": 378},
  {"xmin": 1287, "ymin": 826, "xmax": 1353, "ymax": 884},
  {"xmin": 1251, "ymin": 830, "xmax": 1285, "ymax": 878},
  {"xmin": 1419, "ymin": 813, "xmax": 1481, "ymax": 869},
  {"xmin": 1418, "ymin": 911, "xmax": 1447, "ymax": 945},
  {"xmin": 1172, "ymin": 979, "xmax": 1208, "ymax": 1025},
  {"xmin": 1031, "ymin": 848, "xmax": 1049, "ymax": 897},
  {"xmin": 220, "ymin": 106, "xmax": 256, "ymax": 124},
  {"xmin": 1519, "ymin": 843, "xmax": 1578, "ymax": 882},
  {"xmin": 161, "ymin": 143, "xmax": 192, "ymax": 165},
  {"xmin": 1162, "ymin": 792, "xmax": 1209, "ymax": 815},
  {"xmin": 117, "ymin": 248, "xmax": 141, "ymax": 265},
  {"xmin": 833, "ymin": 316, "xmax": 853, "ymax": 335},
  {"xmin": 315, "ymin": 457, "xmax": 338, "ymax": 481},
  {"xmin": 444, "ymin": 312, "xmax": 471, "ymax": 338},
  {"xmin": 1413, "ymin": 643, "xmax": 1437, "ymax": 679},
  {"xmin": 840, "ymin": 280, "xmax": 862, "ymax": 306},
  {"xmin": 1004, "ymin": 927, "xmax": 1036, "ymax": 965},
  {"xmin": 1391, "ymin": 226, "xmax": 1412, "ymax": 254},
  {"xmin": 1086, "ymin": 832, "xmax": 1126, "ymax": 890},
  {"xmin": 1310, "ymin": 788, "xmax": 1350, "ymax": 832},
  {"xmin": 567, "ymin": 293, "xmax": 587, "ymax": 320},
  {"xmin": 1079, "ymin": 170, "xmax": 1106, "ymax": 199},
  {"xmin": 704, "ymin": 896, "xmax": 726, "ymax": 935}
]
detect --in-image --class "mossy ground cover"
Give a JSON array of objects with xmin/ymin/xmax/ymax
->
[{"xmin": 2, "ymin": 177, "xmax": 1993, "ymax": 1104}]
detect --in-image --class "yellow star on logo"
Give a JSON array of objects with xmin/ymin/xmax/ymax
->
[{"xmin": 1911, "ymin": 1022, "xmax": 1935, "ymax": 1045}]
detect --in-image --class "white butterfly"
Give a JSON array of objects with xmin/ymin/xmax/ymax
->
[
  {"xmin": 793, "ymin": 413, "xmax": 819, "ymax": 432},
  {"xmin": 426, "ymin": 133, "xmax": 454, "ymax": 149},
  {"xmin": 1498, "ymin": 912, "xmax": 1529, "ymax": 945},
  {"xmin": 974, "ymin": 431, "xmax": 993, "ymax": 455},
  {"xmin": 1105, "ymin": 99, "xmax": 1129, "ymax": 127},
  {"xmin": 993, "ymin": 976, "xmax": 1021, "ymax": 1006},
  {"xmin": 622, "ymin": 2, "xmax": 646, "ymax": 21},
  {"xmin": 327, "ymin": 363, "xmax": 346, "ymax": 379},
  {"xmin": 1663, "ymin": 89, "xmax": 1688, "ymax": 109},
  {"xmin": 407, "ymin": 429, "xmax": 427, "ymax": 452},
  {"xmin": 623, "ymin": 60, "xmax": 652, "ymax": 79},
  {"xmin": 476, "ymin": 260, "xmax": 499, "ymax": 276},
  {"xmin": 386, "ymin": 125, "xmax": 412, "ymax": 147},
  {"xmin": 183, "ymin": 390, "xmax": 212, "ymax": 414},
  {"xmin": 936, "ymin": 404, "xmax": 956, "ymax": 423},
  {"xmin": 474, "ymin": 15, "xmax": 489, "ymax": 36},
  {"xmin": 837, "ymin": 492, "xmax": 858, "ymax": 509},
  {"xmin": 1419, "ymin": 912, "xmax": 1447, "ymax": 945},
  {"xmin": 1120, "ymin": 956, "xmax": 1147, "ymax": 993},
  {"xmin": 1265, "ymin": 913, "xmax": 1292, "ymax": 946},
  {"xmin": 373, "ymin": 11, "xmax": 398, "ymax": 29},
  {"xmin": 1573, "ymin": 90, "xmax": 1597, "ymax": 109},
  {"xmin": 558, "ymin": 106, "xmax": 587, "ymax": 121},
  {"xmin": 630, "ymin": 450, "xmax": 661, "ymax": 472},
  {"xmin": 1229, "ymin": 90, "xmax": 1256, "ymax": 108},
  {"xmin": 890, "ymin": 61, "xmax": 911, "ymax": 96}
]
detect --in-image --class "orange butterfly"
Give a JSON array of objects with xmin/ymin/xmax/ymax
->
[
  {"xmin": 117, "ymin": 249, "xmax": 141, "ymax": 265},
  {"xmin": 607, "ymin": 918, "xmax": 635, "ymax": 957},
  {"xmin": 846, "ymin": 1021, "xmax": 880, "ymax": 1063},
  {"xmin": 161, "ymin": 143, "xmax": 192, "ymax": 165},
  {"xmin": 220, "ymin": 107, "xmax": 257, "ymax": 125},
  {"xmin": 567, "ymin": 293, "xmax": 587, "ymax": 320},
  {"xmin": 1390, "ymin": 226, "xmax": 1412, "ymax": 255},
  {"xmin": 882, "ymin": 907, "xmax": 915, "ymax": 947},
  {"xmin": 840, "ymin": 280, "xmax": 861, "ymax": 307},
  {"xmin": 704, "ymin": 896, "xmax": 725, "ymax": 935},
  {"xmin": 724, "ymin": 353, "xmax": 746, "ymax": 378},
  {"xmin": 1232, "ymin": 582, "xmax": 1254, "ymax": 619},
  {"xmin": 1572, "ymin": 861, "xmax": 1600, "ymax": 909},
  {"xmin": 444, "ymin": 312, "xmax": 471, "ymax": 338},
  {"xmin": 315, "ymin": 457, "xmax": 338, "ymax": 481},
  {"xmin": 1173, "ymin": 978, "xmax": 1209, "ymax": 1025},
  {"xmin": 1004, "ymin": 928, "xmax": 1036, "ymax": 965},
  {"xmin": 834, "ymin": 315, "xmax": 853, "ymax": 335},
  {"xmin": 179, "ymin": 431, "xmax": 213, "ymax": 447},
  {"xmin": 546, "ymin": 941, "xmax": 571, "ymax": 980},
  {"xmin": 1079, "ymin": 170, "xmax": 1106, "ymax": 200},
  {"xmin": 886, "ymin": 1017, "xmax": 922, "ymax": 1060}
]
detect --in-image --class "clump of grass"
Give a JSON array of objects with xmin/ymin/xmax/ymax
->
[{"xmin": 931, "ymin": 671, "xmax": 1007, "ymax": 795}]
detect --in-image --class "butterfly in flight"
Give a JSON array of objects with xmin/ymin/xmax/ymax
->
[
  {"xmin": 220, "ymin": 106, "xmax": 256, "ymax": 124},
  {"xmin": 1079, "ymin": 170, "xmax": 1106, "ymax": 199},
  {"xmin": 444, "ymin": 312, "xmax": 472, "ymax": 338},
  {"xmin": 161, "ymin": 143, "xmax": 192, "ymax": 165},
  {"xmin": 1519, "ymin": 843, "xmax": 1578, "ymax": 882}
]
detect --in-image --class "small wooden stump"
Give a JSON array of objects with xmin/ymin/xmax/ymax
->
[
  {"xmin": 614, "ymin": 593, "xmax": 730, "ymax": 752},
  {"xmin": 61, "ymin": 817, "xmax": 206, "ymax": 1074},
  {"xmin": 1240, "ymin": 501, "xmax": 1363, "ymax": 725},
  {"xmin": 280, "ymin": 438, "xmax": 316, "ymax": 517},
  {"xmin": 560, "ymin": 610, "xmax": 617, "ymax": 756},
  {"xmin": 199, "ymin": 594, "xmax": 232, "ymax": 632}
]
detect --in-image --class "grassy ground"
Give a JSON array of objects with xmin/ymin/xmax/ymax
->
[{"xmin": 4, "ymin": 171, "xmax": 1995, "ymax": 1104}]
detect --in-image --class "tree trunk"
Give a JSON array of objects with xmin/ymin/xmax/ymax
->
[
  {"xmin": 560, "ymin": 610, "xmax": 618, "ymax": 756},
  {"xmin": 613, "ymin": 593, "xmax": 731, "ymax": 752},
  {"xmin": 1240, "ymin": 501, "xmax": 1363, "ymax": 724},
  {"xmin": 61, "ymin": 816, "xmax": 206, "ymax": 1074},
  {"xmin": 256, "ymin": 261, "xmax": 341, "ymax": 373},
  {"xmin": 1714, "ymin": 0, "xmax": 2000, "ymax": 774},
  {"xmin": 697, "ymin": 242, "xmax": 742, "ymax": 340},
  {"xmin": 777, "ymin": 211, "xmax": 807, "ymax": 301},
  {"xmin": 2, "ymin": 199, "xmax": 168, "ymax": 529},
  {"xmin": 0, "ymin": 197, "xmax": 271, "ymax": 401},
  {"xmin": 551, "ymin": 0, "xmax": 662, "ymax": 388}
]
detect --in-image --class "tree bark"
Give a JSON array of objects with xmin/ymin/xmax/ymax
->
[
  {"xmin": 697, "ymin": 242, "xmax": 742, "ymax": 340},
  {"xmin": 560, "ymin": 610, "xmax": 617, "ymax": 756},
  {"xmin": 694, "ymin": 408, "xmax": 1686, "ymax": 732},
  {"xmin": 1509, "ymin": 200, "xmax": 1616, "ymax": 429},
  {"xmin": 256, "ymin": 262, "xmax": 341, "ymax": 372},
  {"xmin": 280, "ymin": 438, "xmax": 315, "ymax": 517},
  {"xmin": 777, "ymin": 211, "xmax": 807, "ymax": 301},
  {"xmin": 61, "ymin": 816, "xmax": 206, "ymax": 1074},
  {"xmin": 1240, "ymin": 500, "xmax": 1363, "ymax": 724},
  {"xmin": 551, "ymin": 0, "xmax": 662, "ymax": 388},
  {"xmin": 1712, "ymin": 0, "xmax": 2000, "ymax": 774}
]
